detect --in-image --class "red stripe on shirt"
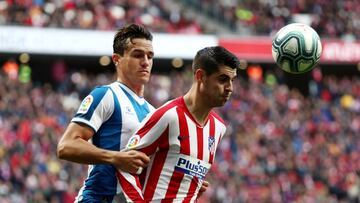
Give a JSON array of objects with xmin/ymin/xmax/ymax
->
[
  {"xmin": 185, "ymin": 111, "xmax": 203, "ymax": 202},
  {"xmin": 162, "ymin": 107, "xmax": 189, "ymax": 201},
  {"xmin": 143, "ymin": 127, "xmax": 170, "ymax": 201},
  {"xmin": 184, "ymin": 177, "xmax": 199, "ymax": 203},
  {"xmin": 139, "ymin": 167, "xmax": 147, "ymax": 187},
  {"xmin": 196, "ymin": 126, "xmax": 203, "ymax": 160},
  {"xmin": 209, "ymin": 116, "xmax": 215, "ymax": 164},
  {"xmin": 161, "ymin": 198, "xmax": 173, "ymax": 203},
  {"xmin": 138, "ymin": 127, "xmax": 167, "ymax": 156},
  {"xmin": 210, "ymin": 111, "xmax": 225, "ymax": 125},
  {"xmin": 136, "ymin": 99, "xmax": 180, "ymax": 156},
  {"xmin": 137, "ymin": 100, "xmax": 178, "ymax": 138},
  {"xmin": 184, "ymin": 126, "xmax": 202, "ymax": 201},
  {"xmin": 161, "ymin": 171, "xmax": 185, "ymax": 202},
  {"xmin": 116, "ymin": 172, "xmax": 145, "ymax": 203},
  {"xmin": 177, "ymin": 107, "xmax": 190, "ymax": 154}
]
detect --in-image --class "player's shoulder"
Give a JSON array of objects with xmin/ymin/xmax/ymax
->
[
  {"xmin": 146, "ymin": 101, "xmax": 156, "ymax": 112},
  {"xmin": 210, "ymin": 111, "xmax": 226, "ymax": 125},
  {"xmin": 147, "ymin": 97, "xmax": 181, "ymax": 119},
  {"xmin": 160, "ymin": 97, "xmax": 182, "ymax": 109},
  {"xmin": 90, "ymin": 82, "xmax": 126, "ymax": 98},
  {"xmin": 84, "ymin": 85, "xmax": 115, "ymax": 106},
  {"xmin": 91, "ymin": 84, "xmax": 113, "ymax": 95}
]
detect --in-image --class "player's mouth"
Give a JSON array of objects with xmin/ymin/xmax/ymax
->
[
  {"xmin": 223, "ymin": 93, "xmax": 231, "ymax": 98},
  {"xmin": 139, "ymin": 70, "xmax": 150, "ymax": 74}
]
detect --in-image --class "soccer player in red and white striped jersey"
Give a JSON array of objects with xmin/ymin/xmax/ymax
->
[{"xmin": 117, "ymin": 46, "xmax": 240, "ymax": 202}]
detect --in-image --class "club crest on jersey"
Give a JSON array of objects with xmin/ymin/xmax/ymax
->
[
  {"xmin": 175, "ymin": 154, "xmax": 211, "ymax": 180},
  {"xmin": 208, "ymin": 136, "xmax": 215, "ymax": 155},
  {"xmin": 78, "ymin": 95, "xmax": 93, "ymax": 114},
  {"xmin": 127, "ymin": 135, "xmax": 140, "ymax": 149}
]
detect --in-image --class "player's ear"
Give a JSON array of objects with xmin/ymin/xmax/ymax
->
[
  {"xmin": 195, "ymin": 68, "xmax": 205, "ymax": 82},
  {"xmin": 112, "ymin": 53, "xmax": 121, "ymax": 66}
]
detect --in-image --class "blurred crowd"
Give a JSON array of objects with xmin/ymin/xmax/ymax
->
[
  {"xmin": 1, "ymin": 59, "xmax": 360, "ymax": 202},
  {"xmin": 181, "ymin": 0, "xmax": 359, "ymax": 40},
  {"xmin": 0, "ymin": 0, "xmax": 359, "ymax": 38},
  {"xmin": 203, "ymin": 70, "xmax": 360, "ymax": 203},
  {"xmin": 0, "ymin": 0, "xmax": 203, "ymax": 34}
]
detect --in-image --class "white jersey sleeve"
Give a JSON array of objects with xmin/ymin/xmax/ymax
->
[{"xmin": 71, "ymin": 86, "xmax": 114, "ymax": 132}]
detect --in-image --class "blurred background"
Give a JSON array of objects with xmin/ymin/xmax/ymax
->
[{"xmin": 0, "ymin": 0, "xmax": 359, "ymax": 202}]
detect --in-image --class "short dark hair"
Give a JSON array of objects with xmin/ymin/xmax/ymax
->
[
  {"xmin": 113, "ymin": 24, "xmax": 153, "ymax": 55},
  {"xmin": 192, "ymin": 46, "xmax": 240, "ymax": 75}
]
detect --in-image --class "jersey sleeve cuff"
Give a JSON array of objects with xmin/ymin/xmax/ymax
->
[{"xmin": 71, "ymin": 118, "xmax": 98, "ymax": 132}]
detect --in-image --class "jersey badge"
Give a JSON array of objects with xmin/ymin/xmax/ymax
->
[
  {"xmin": 78, "ymin": 95, "xmax": 93, "ymax": 114},
  {"xmin": 127, "ymin": 135, "xmax": 140, "ymax": 149},
  {"xmin": 208, "ymin": 136, "xmax": 215, "ymax": 155}
]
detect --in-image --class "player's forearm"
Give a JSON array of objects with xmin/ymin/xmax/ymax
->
[{"xmin": 57, "ymin": 138, "xmax": 116, "ymax": 165}]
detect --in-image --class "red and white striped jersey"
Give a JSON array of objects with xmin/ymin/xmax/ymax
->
[{"xmin": 117, "ymin": 97, "xmax": 226, "ymax": 203}]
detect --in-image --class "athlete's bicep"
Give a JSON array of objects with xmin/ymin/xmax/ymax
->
[
  {"xmin": 72, "ymin": 87, "xmax": 114, "ymax": 132},
  {"xmin": 62, "ymin": 122, "xmax": 94, "ymax": 141}
]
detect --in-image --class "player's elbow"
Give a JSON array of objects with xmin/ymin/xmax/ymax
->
[{"xmin": 57, "ymin": 140, "xmax": 69, "ymax": 160}]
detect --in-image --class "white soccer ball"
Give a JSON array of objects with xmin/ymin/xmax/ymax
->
[{"xmin": 272, "ymin": 23, "xmax": 322, "ymax": 74}]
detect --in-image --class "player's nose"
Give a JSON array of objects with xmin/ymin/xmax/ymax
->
[
  {"xmin": 141, "ymin": 55, "xmax": 151, "ymax": 67},
  {"xmin": 225, "ymin": 80, "xmax": 233, "ymax": 92}
]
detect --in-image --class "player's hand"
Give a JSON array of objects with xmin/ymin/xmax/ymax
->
[
  {"xmin": 113, "ymin": 150, "xmax": 150, "ymax": 174},
  {"xmin": 198, "ymin": 180, "xmax": 210, "ymax": 198}
]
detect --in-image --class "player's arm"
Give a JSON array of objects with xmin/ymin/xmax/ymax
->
[
  {"xmin": 57, "ymin": 87, "xmax": 149, "ymax": 173},
  {"xmin": 57, "ymin": 122, "xmax": 105, "ymax": 164},
  {"xmin": 117, "ymin": 106, "xmax": 172, "ymax": 202},
  {"xmin": 125, "ymin": 107, "xmax": 171, "ymax": 155},
  {"xmin": 57, "ymin": 122, "xmax": 149, "ymax": 173}
]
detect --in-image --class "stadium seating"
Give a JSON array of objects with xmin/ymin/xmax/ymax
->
[
  {"xmin": 0, "ymin": 0, "xmax": 203, "ymax": 34},
  {"xmin": 1, "ymin": 64, "xmax": 360, "ymax": 202},
  {"xmin": 179, "ymin": 0, "xmax": 360, "ymax": 39},
  {"xmin": 1, "ymin": 0, "xmax": 358, "ymax": 37}
]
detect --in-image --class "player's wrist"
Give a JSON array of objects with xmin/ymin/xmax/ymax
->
[
  {"xmin": 106, "ymin": 150, "xmax": 120, "ymax": 165},
  {"xmin": 110, "ymin": 151, "xmax": 128, "ymax": 168}
]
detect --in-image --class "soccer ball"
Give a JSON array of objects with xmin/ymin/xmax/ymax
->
[{"xmin": 272, "ymin": 23, "xmax": 322, "ymax": 74}]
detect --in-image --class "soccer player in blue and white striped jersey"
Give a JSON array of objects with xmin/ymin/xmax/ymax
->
[{"xmin": 57, "ymin": 24, "xmax": 155, "ymax": 203}]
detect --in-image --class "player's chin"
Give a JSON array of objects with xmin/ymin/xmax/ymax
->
[
  {"xmin": 223, "ymin": 95, "xmax": 231, "ymax": 101},
  {"xmin": 216, "ymin": 98, "xmax": 229, "ymax": 107},
  {"xmin": 138, "ymin": 75, "xmax": 150, "ymax": 83}
]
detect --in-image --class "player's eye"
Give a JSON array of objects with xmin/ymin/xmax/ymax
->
[
  {"xmin": 218, "ymin": 76, "xmax": 229, "ymax": 83},
  {"xmin": 147, "ymin": 54, "xmax": 154, "ymax": 60},
  {"xmin": 133, "ymin": 53, "xmax": 143, "ymax": 58}
]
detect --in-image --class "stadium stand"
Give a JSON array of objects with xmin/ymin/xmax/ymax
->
[
  {"xmin": 180, "ymin": 0, "xmax": 360, "ymax": 39},
  {"xmin": 1, "ymin": 0, "xmax": 358, "ymax": 37},
  {"xmin": 0, "ymin": 0, "xmax": 203, "ymax": 34},
  {"xmin": 1, "ymin": 64, "xmax": 360, "ymax": 202}
]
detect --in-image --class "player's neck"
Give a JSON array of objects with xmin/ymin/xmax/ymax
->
[
  {"xmin": 183, "ymin": 89, "xmax": 211, "ymax": 126},
  {"xmin": 117, "ymin": 79, "xmax": 144, "ymax": 97}
]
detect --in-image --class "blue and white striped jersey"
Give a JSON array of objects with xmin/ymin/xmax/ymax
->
[{"xmin": 71, "ymin": 81, "xmax": 154, "ymax": 201}]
